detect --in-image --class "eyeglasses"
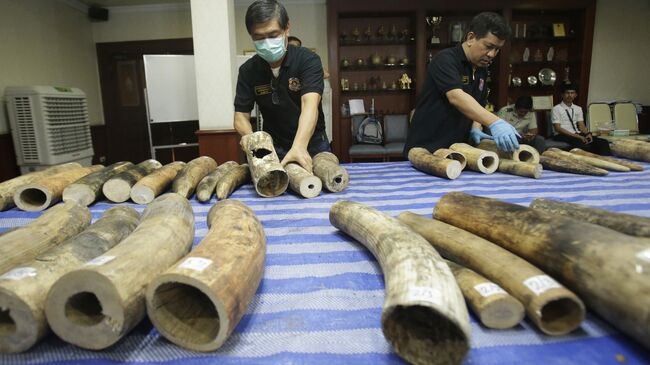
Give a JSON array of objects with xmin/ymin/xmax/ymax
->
[{"xmin": 270, "ymin": 77, "xmax": 280, "ymax": 105}]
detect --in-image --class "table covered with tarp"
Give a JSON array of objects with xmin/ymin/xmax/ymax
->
[{"xmin": 1, "ymin": 161, "xmax": 649, "ymax": 365}]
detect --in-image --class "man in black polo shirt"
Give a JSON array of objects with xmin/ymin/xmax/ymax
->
[
  {"xmin": 404, "ymin": 12, "xmax": 520, "ymax": 156},
  {"xmin": 234, "ymin": 0, "xmax": 329, "ymax": 172}
]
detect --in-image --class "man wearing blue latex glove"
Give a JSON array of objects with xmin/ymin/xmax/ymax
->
[
  {"xmin": 469, "ymin": 126, "xmax": 493, "ymax": 145},
  {"xmin": 404, "ymin": 12, "xmax": 514, "ymax": 156},
  {"xmin": 489, "ymin": 119, "xmax": 521, "ymax": 152}
]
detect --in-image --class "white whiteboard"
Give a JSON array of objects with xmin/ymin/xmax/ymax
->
[{"xmin": 143, "ymin": 54, "xmax": 198, "ymax": 123}]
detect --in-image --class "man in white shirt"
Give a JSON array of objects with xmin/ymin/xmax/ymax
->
[
  {"xmin": 550, "ymin": 83, "xmax": 611, "ymax": 155},
  {"xmin": 497, "ymin": 96, "xmax": 545, "ymax": 153}
]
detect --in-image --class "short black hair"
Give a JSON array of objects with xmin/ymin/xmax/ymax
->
[
  {"xmin": 515, "ymin": 96, "xmax": 533, "ymax": 110},
  {"xmin": 288, "ymin": 36, "xmax": 302, "ymax": 46},
  {"xmin": 468, "ymin": 12, "xmax": 511, "ymax": 41},
  {"xmin": 245, "ymin": 0, "xmax": 289, "ymax": 35},
  {"xmin": 560, "ymin": 83, "xmax": 578, "ymax": 93}
]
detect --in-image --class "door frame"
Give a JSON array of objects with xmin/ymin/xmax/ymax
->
[{"xmin": 96, "ymin": 38, "xmax": 194, "ymax": 163}]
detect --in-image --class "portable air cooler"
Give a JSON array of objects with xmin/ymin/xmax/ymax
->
[{"xmin": 5, "ymin": 86, "xmax": 94, "ymax": 174}]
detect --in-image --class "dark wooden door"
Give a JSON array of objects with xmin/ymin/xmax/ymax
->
[{"xmin": 96, "ymin": 39, "xmax": 193, "ymax": 164}]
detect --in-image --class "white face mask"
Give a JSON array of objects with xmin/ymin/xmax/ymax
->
[{"xmin": 254, "ymin": 33, "xmax": 286, "ymax": 63}]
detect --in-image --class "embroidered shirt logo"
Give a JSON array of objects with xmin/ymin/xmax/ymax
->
[
  {"xmin": 255, "ymin": 84, "xmax": 272, "ymax": 96},
  {"xmin": 461, "ymin": 75, "xmax": 470, "ymax": 85},
  {"xmin": 288, "ymin": 77, "xmax": 301, "ymax": 92},
  {"xmin": 479, "ymin": 78, "xmax": 485, "ymax": 91}
]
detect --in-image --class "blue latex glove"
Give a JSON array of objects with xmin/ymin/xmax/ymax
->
[
  {"xmin": 488, "ymin": 119, "xmax": 521, "ymax": 152},
  {"xmin": 469, "ymin": 127, "xmax": 493, "ymax": 145}
]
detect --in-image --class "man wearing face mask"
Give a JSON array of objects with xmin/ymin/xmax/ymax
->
[
  {"xmin": 234, "ymin": 0, "xmax": 329, "ymax": 172},
  {"xmin": 404, "ymin": 12, "xmax": 519, "ymax": 156}
]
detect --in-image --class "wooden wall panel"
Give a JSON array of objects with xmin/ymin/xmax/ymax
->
[
  {"xmin": 0, "ymin": 134, "xmax": 19, "ymax": 181},
  {"xmin": 639, "ymin": 106, "xmax": 650, "ymax": 135},
  {"xmin": 90, "ymin": 125, "xmax": 108, "ymax": 165},
  {"xmin": 196, "ymin": 129, "xmax": 244, "ymax": 164}
]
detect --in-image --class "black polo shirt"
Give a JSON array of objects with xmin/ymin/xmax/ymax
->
[
  {"xmin": 404, "ymin": 44, "xmax": 489, "ymax": 154},
  {"xmin": 234, "ymin": 45, "xmax": 326, "ymax": 150}
]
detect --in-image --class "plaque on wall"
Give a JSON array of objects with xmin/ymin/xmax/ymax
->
[{"xmin": 532, "ymin": 95, "xmax": 554, "ymax": 110}]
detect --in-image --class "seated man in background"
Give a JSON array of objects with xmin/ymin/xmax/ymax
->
[
  {"xmin": 497, "ymin": 96, "xmax": 546, "ymax": 153},
  {"xmin": 551, "ymin": 83, "xmax": 611, "ymax": 155},
  {"xmin": 287, "ymin": 36, "xmax": 302, "ymax": 47}
]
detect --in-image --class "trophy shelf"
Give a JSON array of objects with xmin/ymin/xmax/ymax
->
[
  {"xmin": 510, "ymin": 61, "xmax": 569, "ymax": 66},
  {"xmin": 340, "ymin": 64, "xmax": 414, "ymax": 72},
  {"xmin": 510, "ymin": 61, "xmax": 570, "ymax": 66},
  {"xmin": 335, "ymin": 13, "xmax": 418, "ymax": 162},
  {"xmin": 426, "ymin": 42, "xmax": 460, "ymax": 49},
  {"xmin": 510, "ymin": 35, "xmax": 576, "ymax": 42},
  {"xmin": 508, "ymin": 84, "xmax": 559, "ymax": 90},
  {"xmin": 339, "ymin": 39, "xmax": 415, "ymax": 46},
  {"xmin": 506, "ymin": 6, "xmax": 591, "ymax": 108},
  {"xmin": 328, "ymin": 0, "xmax": 595, "ymax": 162},
  {"xmin": 341, "ymin": 89, "xmax": 415, "ymax": 95}
]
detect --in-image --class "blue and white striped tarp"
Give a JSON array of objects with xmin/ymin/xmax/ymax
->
[{"xmin": 1, "ymin": 161, "xmax": 650, "ymax": 365}]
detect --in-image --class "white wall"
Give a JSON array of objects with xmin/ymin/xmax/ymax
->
[
  {"xmin": 588, "ymin": 0, "xmax": 650, "ymax": 105},
  {"xmin": 191, "ymin": 0, "xmax": 238, "ymax": 130},
  {"xmin": 234, "ymin": 0, "xmax": 329, "ymax": 71},
  {"xmin": 0, "ymin": 0, "xmax": 103, "ymax": 133},
  {"xmin": 92, "ymin": 4, "xmax": 192, "ymax": 43}
]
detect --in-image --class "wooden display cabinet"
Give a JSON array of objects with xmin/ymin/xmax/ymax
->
[
  {"xmin": 503, "ymin": 5, "xmax": 595, "ymax": 136},
  {"xmin": 424, "ymin": 10, "xmax": 503, "ymax": 112},
  {"xmin": 336, "ymin": 13, "xmax": 417, "ymax": 161},
  {"xmin": 328, "ymin": 0, "xmax": 595, "ymax": 161},
  {"xmin": 506, "ymin": 10, "xmax": 585, "ymax": 103}
]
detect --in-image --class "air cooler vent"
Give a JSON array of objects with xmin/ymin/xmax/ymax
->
[
  {"xmin": 13, "ymin": 96, "xmax": 39, "ymax": 162},
  {"xmin": 5, "ymin": 86, "xmax": 94, "ymax": 170},
  {"xmin": 43, "ymin": 96, "xmax": 92, "ymax": 155}
]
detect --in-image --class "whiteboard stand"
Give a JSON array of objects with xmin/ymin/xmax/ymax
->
[
  {"xmin": 144, "ymin": 87, "xmax": 198, "ymax": 160},
  {"xmin": 144, "ymin": 88, "xmax": 156, "ymax": 159},
  {"xmin": 143, "ymin": 55, "xmax": 200, "ymax": 161}
]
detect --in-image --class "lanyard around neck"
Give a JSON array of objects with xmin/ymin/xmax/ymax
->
[{"xmin": 564, "ymin": 108, "xmax": 579, "ymax": 133}]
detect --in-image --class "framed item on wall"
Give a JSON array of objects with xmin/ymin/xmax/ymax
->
[
  {"xmin": 532, "ymin": 95, "xmax": 554, "ymax": 110},
  {"xmin": 552, "ymin": 23, "xmax": 566, "ymax": 37},
  {"xmin": 117, "ymin": 60, "xmax": 140, "ymax": 107}
]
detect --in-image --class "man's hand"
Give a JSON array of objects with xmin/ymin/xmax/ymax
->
[
  {"xmin": 281, "ymin": 147, "xmax": 313, "ymax": 172},
  {"xmin": 575, "ymin": 133, "xmax": 591, "ymax": 144},
  {"xmin": 469, "ymin": 127, "xmax": 493, "ymax": 145},
  {"xmin": 488, "ymin": 119, "xmax": 521, "ymax": 152},
  {"xmin": 239, "ymin": 133, "xmax": 252, "ymax": 151}
]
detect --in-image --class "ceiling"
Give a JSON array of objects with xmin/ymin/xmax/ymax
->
[{"xmin": 77, "ymin": 0, "xmax": 188, "ymax": 7}]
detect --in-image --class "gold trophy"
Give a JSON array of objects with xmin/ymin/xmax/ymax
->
[{"xmin": 425, "ymin": 16, "xmax": 443, "ymax": 44}]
